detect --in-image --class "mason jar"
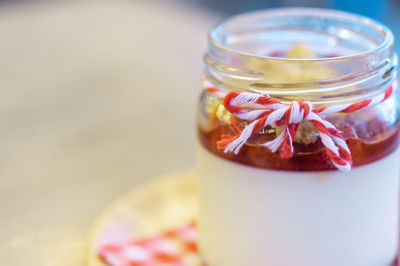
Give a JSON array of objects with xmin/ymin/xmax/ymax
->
[{"xmin": 197, "ymin": 8, "xmax": 399, "ymax": 266}]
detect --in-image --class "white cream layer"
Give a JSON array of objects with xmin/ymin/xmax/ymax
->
[{"xmin": 198, "ymin": 145, "xmax": 400, "ymax": 266}]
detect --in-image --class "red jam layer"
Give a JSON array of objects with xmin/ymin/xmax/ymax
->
[{"xmin": 198, "ymin": 119, "xmax": 400, "ymax": 171}]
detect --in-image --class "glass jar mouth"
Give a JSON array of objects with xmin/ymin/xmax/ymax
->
[
  {"xmin": 209, "ymin": 8, "xmax": 393, "ymax": 62},
  {"xmin": 205, "ymin": 8, "xmax": 397, "ymax": 106}
]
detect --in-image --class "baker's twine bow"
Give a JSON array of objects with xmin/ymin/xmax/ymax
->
[{"xmin": 202, "ymin": 78, "xmax": 398, "ymax": 172}]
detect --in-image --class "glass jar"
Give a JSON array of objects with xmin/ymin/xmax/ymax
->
[{"xmin": 197, "ymin": 8, "xmax": 399, "ymax": 266}]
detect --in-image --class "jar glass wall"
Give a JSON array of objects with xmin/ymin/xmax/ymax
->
[{"xmin": 197, "ymin": 8, "xmax": 399, "ymax": 266}]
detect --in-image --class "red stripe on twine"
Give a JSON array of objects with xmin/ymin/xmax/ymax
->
[
  {"xmin": 341, "ymin": 99, "xmax": 372, "ymax": 113},
  {"xmin": 217, "ymin": 134, "xmax": 239, "ymax": 149},
  {"xmin": 255, "ymin": 95, "xmax": 282, "ymax": 106},
  {"xmin": 280, "ymin": 124, "xmax": 299, "ymax": 158},
  {"xmin": 205, "ymin": 87, "xmax": 220, "ymax": 94},
  {"xmin": 384, "ymin": 85, "xmax": 394, "ymax": 101},
  {"xmin": 339, "ymin": 146, "xmax": 352, "ymax": 165},
  {"xmin": 325, "ymin": 148, "xmax": 349, "ymax": 166},
  {"xmin": 310, "ymin": 119, "xmax": 329, "ymax": 135},
  {"xmin": 302, "ymin": 101, "xmax": 310, "ymax": 119},
  {"xmin": 223, "ymin": 91, "xmax": 242, "ymax": 114},
  {"xmin": 278, "ymin": 107, "xmax": 292, "ymax": 127},
  {"xmin": 327, "ymin": 127, "xmax": 343, "ymax": 139},
  {"xmin": 327, "ymin": 128, "xmax": 352, "ymax": 164},
  {"xmin": 230, "ymin": 117, "xmax": 242, "ymax": 133}
]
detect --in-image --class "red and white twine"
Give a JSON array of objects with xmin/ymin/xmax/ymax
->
[
  {"xmin": 202, "ymin": 78, "xmax": 398, "ymax": 172},
  {"xmin": 99, "ymin": 222, "xmax": 199, "ymax": 266},
  {"xmin": 98, "ymin": 221, "xmax": 400, "ymax": 266}
]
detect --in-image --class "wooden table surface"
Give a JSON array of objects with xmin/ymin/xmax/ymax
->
[{"xmin": 0, "ymin": 1, "xmax": 218, "ymax": 265}]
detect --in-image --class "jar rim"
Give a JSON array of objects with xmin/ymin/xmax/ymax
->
[
  {"xmin": 205, "ymin": 8, "xmax": 397, "ymax": 106},
  {"xmin": 209, "ymin": 7, "xmax": 394, "ymax": 63}
]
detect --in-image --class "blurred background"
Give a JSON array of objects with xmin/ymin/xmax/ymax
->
[{"xmin": 0, "ymin": 0, "xmax": 398, "ymax": 265}]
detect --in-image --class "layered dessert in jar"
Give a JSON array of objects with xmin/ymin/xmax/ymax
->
[{"xmin": 197, "ymin": 9, "xmax": 400, "ymax": 266}]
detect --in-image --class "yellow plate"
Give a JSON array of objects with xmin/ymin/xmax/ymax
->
[{"xmin": 85, "ymin": 170, "xmax": 197, "ymax": 266}]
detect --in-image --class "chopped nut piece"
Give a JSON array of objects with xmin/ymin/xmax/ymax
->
[
  {"xmin": 205, "ymin": 96, "xmax": 220, "ymax": 115},
  {"xmin": 286, "ymin": 43, "xmax": 316, "ymax": 59},
  {"xmin": 206, "ymin": 96, "xmax": 232, "ymax": 124},
  {"xmin": 294, "ymin": 121, "xmax": 318, "ymax": 144},
  {"xmin": 216, "ymin": 105, "xmax": 232, "ymax": 124}
]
